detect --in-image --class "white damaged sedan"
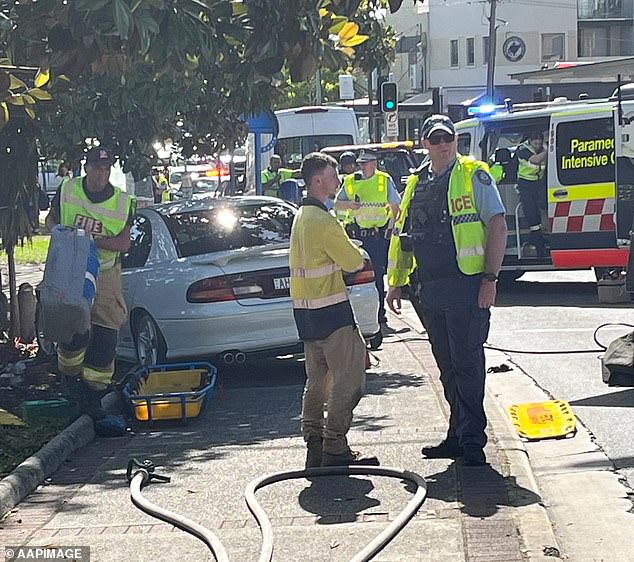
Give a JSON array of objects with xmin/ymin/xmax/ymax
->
[{"xmin": 117, "ymin": 196, "xmax": 380, "ymax": 365}]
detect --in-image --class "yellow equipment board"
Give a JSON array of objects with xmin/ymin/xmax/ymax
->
[{"xmin": 507, "ymin": 400, "xmax": 576, "ymax": 441}]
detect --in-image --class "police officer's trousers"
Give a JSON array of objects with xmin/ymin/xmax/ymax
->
[
  {"xmin": 418, "ymin": 274, "xmax": 490, "ymax": 449},
  {"xmin": 360, "ymin": 233, "xmax": 389, "ymax": 323}
]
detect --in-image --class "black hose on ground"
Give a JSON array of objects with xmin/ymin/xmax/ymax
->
[{"xmin": 128, "ymin": 460, "xmax": 427, "ymax": 562}]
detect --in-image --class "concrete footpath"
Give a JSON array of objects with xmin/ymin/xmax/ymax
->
[{"xmin": 1, "ymin": 300, "xmax": 633, "ymax": 561}]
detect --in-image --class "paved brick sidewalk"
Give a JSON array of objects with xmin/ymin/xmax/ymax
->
[{"xmin": 0, "ymin": 305, "xmax": 549, "ymax": 561}]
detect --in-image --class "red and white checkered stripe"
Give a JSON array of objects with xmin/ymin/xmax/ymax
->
[{"xmin": 548, "ymin": 198, "xmax": 615, "ymax": 234}]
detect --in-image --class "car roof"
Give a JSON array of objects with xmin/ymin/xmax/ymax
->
[{"xmin": 149, "ymin": 196, "xmax": 292, "ymax": 216}]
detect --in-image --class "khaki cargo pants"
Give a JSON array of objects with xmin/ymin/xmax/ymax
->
[{"xmin": 302, "ymin": 325, "xmax": 367, "ymax": 455}]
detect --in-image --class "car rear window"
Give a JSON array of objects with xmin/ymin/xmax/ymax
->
[{"xmin": 162, "ymin": 203, "xmax": 295, "ymax": 257}]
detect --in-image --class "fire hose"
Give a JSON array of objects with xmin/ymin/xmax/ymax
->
[{"xmin": 127, "ymin": 458, "xmax": 427, "ymax": 562}]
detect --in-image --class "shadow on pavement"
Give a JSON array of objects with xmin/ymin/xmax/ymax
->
[
  {"xmin": 425, "ymin": 462, "xmax": 543, "ymax": 518},
  {"xmin": 570, "ymin": 388, "xmax": 634, "ymax": 408},
  {"xmin": 298, "ymin": 476, "xmax": 380, "ymax": 524},
  {"xmin": 496, "ymin": 280, "xmax": 611, "ymax": 309}
]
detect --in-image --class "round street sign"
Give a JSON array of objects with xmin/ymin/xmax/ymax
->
[{"xmin": 503, "ymin": 36, "xmax": 526, "ymax": 63}]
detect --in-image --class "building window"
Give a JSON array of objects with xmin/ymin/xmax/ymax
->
[
  {"xmin": 483, "ymin": 36, "xmax": 489, "ymax": 65},
  {"xmin": 466, "ymin": 37, "xmax": 475, "ymax": 66},
  {"xmin": 579, "ymin": 25, "xmax": 622, "ymax": 57},
  {"xmin": 541, "ymin": 33, "xmax": 565, "ymax": 62},
  {"xmin": 450, "ymin": 39, "xmax": 459, "ymax": 67}
]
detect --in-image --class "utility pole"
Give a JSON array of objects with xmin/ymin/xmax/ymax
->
[
  {"xmin": 315, "ymin": 69, "xmax": 322, "ymax": 105},
  {"xmin": 486, "ymin": 0, "xmax": 497, "ymax": 101},
  {"xmin": 368, "ymin": 72, "xmax": 374, "ymax": 143}
]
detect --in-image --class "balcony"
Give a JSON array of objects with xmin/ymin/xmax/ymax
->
[{"xmin": 578, "ymin": 0, "xmax": 629, "ymax": 20}]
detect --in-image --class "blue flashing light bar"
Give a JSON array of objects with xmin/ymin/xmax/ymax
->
[{"xmin": 467, "ymin": 104, "xmax": 507, "ymax": 117}]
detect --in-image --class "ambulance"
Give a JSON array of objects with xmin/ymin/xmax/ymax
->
[{"xmin": 455, "ymin": 93, "xmax": 634, "ymax": 280}]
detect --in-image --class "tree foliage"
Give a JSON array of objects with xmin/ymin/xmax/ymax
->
[{"xmin": 1, "ymin": 0, "xmax": 401, "ymax": 176}]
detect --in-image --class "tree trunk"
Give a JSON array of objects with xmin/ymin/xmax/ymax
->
[{"xmin": 7, "ymin": 245, "xmax": 20, "ymax": 340}]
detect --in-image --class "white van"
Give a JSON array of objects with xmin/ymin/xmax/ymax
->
[
  {"xmin": 245, "ymin": 105, "xmax": 360, "ymax": 194},
  {"xmin": 274, "ymin": 106, "xmax": 360, "ymax": 166}
]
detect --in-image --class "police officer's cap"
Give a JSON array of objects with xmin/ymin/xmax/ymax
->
[
  {"xmin": 85, "ymin": 147, "xmax": 115, "ymax": 166},
  {"xmin": 421, "ymin": 114, "xmax": 456, "ymax": 139},
  {"xmin": 339, "ymin": 151, "xmax": 357, "ymax": 166},
  {"xmin": 356, "ymin": 150, "xmax": 378, "ymax": 163}
]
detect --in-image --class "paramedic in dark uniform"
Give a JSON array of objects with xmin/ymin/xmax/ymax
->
[
  {"xmin": 516, "ymin": 131, "xmax": 548, "ymax": 256},
  {"xmin": 386, "ymin": 115, "xmax": 507, "ymax": 466},
  {"xmin": 334, "ymin": 150, "xmax": 400, "ymax": 326}
]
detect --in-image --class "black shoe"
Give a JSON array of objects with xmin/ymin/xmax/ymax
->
[
  {"xmin": 463, "ymin": 445, "xmax": 487, "ymax": 467},
  {"xmin": 421, "ymin": 437, "xmax": 463, "ymax": 459},
  {"xmin": 305, "ymin": 436, "xmax": 323, "ymax": 469},
  {"xmin": 321, "ymin": 449, "xmax": 379, "ymax": 467}
]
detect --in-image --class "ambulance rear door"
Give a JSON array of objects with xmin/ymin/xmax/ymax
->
[
  {"xmin": 548, "ymin": 106, "xmax": 624, "ymax": 269},
  {"xmin": 615, "ymin": 100, "xmax": 634, "ymax": 245}
]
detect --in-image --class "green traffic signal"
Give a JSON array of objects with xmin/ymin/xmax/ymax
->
[{"xmin": 385, "ymin": 100, "xmax": 395, "ymax": 110}]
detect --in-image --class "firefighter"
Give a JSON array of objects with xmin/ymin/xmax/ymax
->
[
  {"xmin": 516, "ymin": 131, "xmax": 548, "ymax": 257},
  {"xmin": 45, "ymin": 147, "xmax": 135, "ymax": 417},
  {"xmin": 386, "ymin": 115, "xmax": 507, "ymax": 466},
  {"xmin": 290, "ymin": 152, "xmax": 379, "ymax": 468},
  {"xmin": 333, "ymin": 150, "xmax": 400, "ymax": 326}
]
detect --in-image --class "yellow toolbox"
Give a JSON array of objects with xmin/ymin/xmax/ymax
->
[{"xmin": 123, "ymin": 362, "xmax": 218, "ymax": 422}]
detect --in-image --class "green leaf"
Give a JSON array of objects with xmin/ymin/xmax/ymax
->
[
  {"xmin": 231, "ymin": 1, "xmax": 248, "ymax": 16},
  {"xmin": 28, "ymin": 88, "xmax": 52, "ymax": 101},
  {"xmin": 34, "ymin": 68, "xmax": 50, "ymax": 88},
  {"xmin": 9, "ymin": 75, "xmax": 27, "ymax": 91},
  {"xmin": 112, "ymin": 0, "xmax": 133, "ymax": 40}
]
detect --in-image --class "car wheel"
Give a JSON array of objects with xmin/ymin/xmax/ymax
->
[
  {"xmin": 134, "ymin": 312, "xmax": 167, "ymax": 366},
  {"xmin": 368, "ymin": 331, "xmax": 383, "ymax": 351}
]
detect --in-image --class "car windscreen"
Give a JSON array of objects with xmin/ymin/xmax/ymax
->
[{"xmin": 162, "ymin": 203, "xmax": 295, "ymax": 257}]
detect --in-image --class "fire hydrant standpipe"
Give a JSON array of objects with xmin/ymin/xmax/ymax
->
[{"xmin": 128, "ymin": 459, "xmax": 427, "ymax": 562}]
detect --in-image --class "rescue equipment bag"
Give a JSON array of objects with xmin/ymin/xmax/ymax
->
[
  {"xmin": 601, "ymin": 331, "xmax": 634, "ymax": 386},
  {"xmin": 37, "ymin": 226, "xmax": 99, "ymax": 345}
]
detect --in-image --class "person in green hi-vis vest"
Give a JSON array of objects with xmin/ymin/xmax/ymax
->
[{"xmin": 261, "ymin": 154, "xmax": 300, "ymax": 197}]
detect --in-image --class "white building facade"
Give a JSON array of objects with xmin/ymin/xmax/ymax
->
[{"xmin": 387, "ymin": 0, "xmax": 633, "ymax": 111}]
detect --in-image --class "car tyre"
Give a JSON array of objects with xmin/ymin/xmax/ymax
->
[{"xmin": 134, "ymin": 312, "xmax": 167, "ymax": 366}]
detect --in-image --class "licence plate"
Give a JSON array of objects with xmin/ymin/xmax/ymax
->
[{"xmin": 273, "ymin": 277, "xmax": 290, "ymax": 290}]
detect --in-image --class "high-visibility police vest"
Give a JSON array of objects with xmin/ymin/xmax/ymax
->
[
  {"xmin": 261, "ymin": 168, "xmax": 294, "ymax": 197},
  {"xmin": 342, "ymin": 171, "xmax": 390, "ymax": 228},
  {"xmin": 387, "ymin": 155, "xmax": 489, "ymax": 287},
  {"xmin": 60, "ymin": 177, "xmax": 135, "ymax": 271},
  {"xmin": 517, "ymin": 141, "xmax": 544, "ymax": 182}
]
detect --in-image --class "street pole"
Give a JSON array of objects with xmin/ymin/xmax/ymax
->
[
  {"xmin": 486, "ymin": 0, "xmax": 497, "ymax": 101},
  {"xmin": 315, "ymin": 69, "xmax": 322, "ymax": 105},
  {"xmin": 368, "ymin": 72, "xmax": 374, "ymax": 143}
]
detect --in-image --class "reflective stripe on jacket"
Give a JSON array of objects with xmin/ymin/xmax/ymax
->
[
  {"xmin": 342, "ymin": 171, "xmax": 390, "ymax": 228},
  {"xmin": 387, "ymin": 155, "xmax": 488, "ymax": 287},
  {"xmin": 60, "ymin": 177, "xmax": 135, "ymax": 271}
]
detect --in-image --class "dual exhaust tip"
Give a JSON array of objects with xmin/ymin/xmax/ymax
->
[{"xmin": 222, "ymin": 351, "xmax": 246, "ymax": 365}]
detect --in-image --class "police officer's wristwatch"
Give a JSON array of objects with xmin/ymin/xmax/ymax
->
[{"xmin": 482, "ymin": 272, "xmax": 498, "ymax": 282}]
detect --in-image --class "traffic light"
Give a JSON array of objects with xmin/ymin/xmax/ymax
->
[{"xmin": 381, "ymin": 81, "xmax": 398, "ymax": 113}]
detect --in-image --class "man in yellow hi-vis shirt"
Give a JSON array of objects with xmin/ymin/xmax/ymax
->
[
  {"xmin": 290, "ymin": 152, "xmax": 379, "ymax": 469},
  {"xmin": 261, "ymin": 154, "xmax": 299, "ymax": 198}
]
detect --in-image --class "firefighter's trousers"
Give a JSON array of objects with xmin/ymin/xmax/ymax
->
[{"xmin": 57, "ymin": 265, "xmax": 127, "ymax": 390}]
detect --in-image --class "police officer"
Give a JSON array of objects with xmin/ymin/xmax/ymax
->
[
  {"xmin": 46, "ymin": 147, "xmax": 135, "ymax": 417},
  {"xmin": 334, "ymin": 150, "xmax": 400, "ymax": 326},
  {"xmin": 386, "ymin": 115, "xmax": 507, "ymax": 466},
  {"xmin": 339, "ymin": 151, "xmax": 358, "ymax": 176},
  {"xmin": 516, "ymin": 131, "xmax": 548, "ymax": 257}
]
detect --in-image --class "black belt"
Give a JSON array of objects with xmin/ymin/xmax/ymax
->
[{"xmin": 356, "ymin": 225, "xmax": 388, "ymax": 237}]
